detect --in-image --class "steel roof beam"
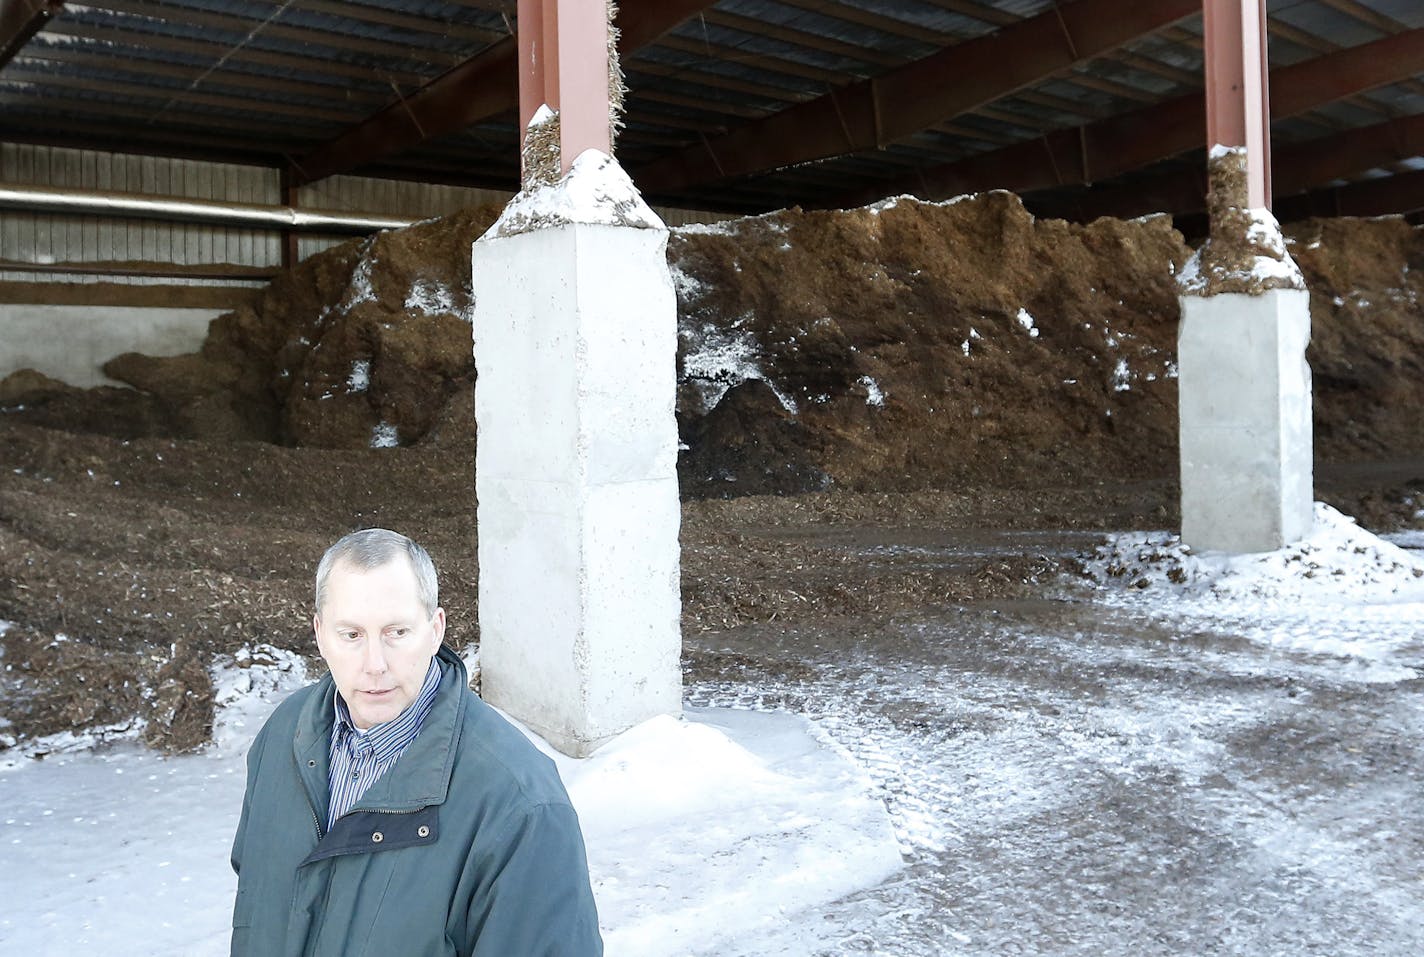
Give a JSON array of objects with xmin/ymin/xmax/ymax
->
[
  {"xmin": 846, "ymin": 26, "xmax": 1424, "ymax": 208},
  {"xmin": 1036, "ymin": 111, "xmax": 1424, "ymax": 221},
  {"xmin": 289, "ymin": 38, "xmax": 516, "ymax": 186},
  {"xmin": 0, "ymin": 0, "xmax": 62, "ymax": 70},
  {"xmin": 1273, "ymin": 113, "xmax": 1424, "ymax": 198},
  {"xmin": 290, "ymin": 0, "xmax": 717, "ymax": 187},
  {"xmin": 1275, "ymin": 168, "xmax": 1424, "ymax": 219},
  {"xmin": 631, "ymin": 0, "xmax": 1199, "ymax": 195}
]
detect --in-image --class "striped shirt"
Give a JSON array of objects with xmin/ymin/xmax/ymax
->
[{"xmin": 326, "ymin": 656, "xmax": 442, "ymax": 830}]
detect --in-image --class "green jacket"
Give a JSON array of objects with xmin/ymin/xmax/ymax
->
[{"xmin": 230, "ymin": 646, "xmax": 603, "ymax": 957}]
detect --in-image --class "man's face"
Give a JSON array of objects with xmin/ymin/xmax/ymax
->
[{"xmin": 314, "ymin": 558, "xmax": 446, "ymax": 730}]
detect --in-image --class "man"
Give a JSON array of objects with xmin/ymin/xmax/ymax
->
[{"xmin": 230, "ymin": 528, "xmax": 603, "ymax": 956}]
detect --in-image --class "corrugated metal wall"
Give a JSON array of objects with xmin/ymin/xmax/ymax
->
[
  {"xmin": 294, "ymin": 173, "xmax": 513, "ymax": 261},
  {"xmin": 0, "ymin": 144, "xmax": 279, "ymax": 285},
  {"xmin": 0, "ymin": 144, "xmax": 732, "ymax": 283}
]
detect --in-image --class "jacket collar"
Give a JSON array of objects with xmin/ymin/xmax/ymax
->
[
  {"xmin": 293, "ymin": 645, "xmax": 469, "ymax": 818},
  {"xmin": 331, "ymin": 656, "xmax": 441, "ymax": 764}
]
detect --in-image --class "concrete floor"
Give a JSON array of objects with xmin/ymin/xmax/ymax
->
[{"xmin": 687, "ymin": 530, "xmax": 1424, "ymax": 956}]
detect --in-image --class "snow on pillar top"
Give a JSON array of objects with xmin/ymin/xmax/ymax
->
[
  {"xmin": 1178, "ymin": 145, "xmax": 1304, "ymax": 298},
  {"xmin": 481, "ymin": 147, "xmax": 665, "ymax": 239}
]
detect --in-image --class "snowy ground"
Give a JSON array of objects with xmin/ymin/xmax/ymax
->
[
  {"xmin": 3, "ymin": 503, "xmax": 1423, "ymax": 955},
  {"xmin": 0, "ymin": 654, "xmax": 899, "ymax": 957}
]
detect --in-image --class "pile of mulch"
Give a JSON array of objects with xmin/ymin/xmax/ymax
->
[
  {"xmin": 7, "ymin": 193, "xmax": 1422, "ymax": 496},
  {"xmin": 3, "ymin": 193, "xmax": 1424, "ymax": 751}
]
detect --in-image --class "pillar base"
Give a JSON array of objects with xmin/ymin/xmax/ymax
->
[
  {"xmin": 1178, "ymin": 287, "xmax": 1313, "ymax": 553},
  {"xmin": 472, "ymin": 221, "xmax": 682, "ymax": 757}
]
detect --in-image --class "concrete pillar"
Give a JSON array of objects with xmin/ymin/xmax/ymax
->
[
  {"xmin": 1178, "ymin": 0, "xmax": 1312, "ymax": 553},
  {"xmin": 471, "ymin": 157, "xmax": 682, "ymax": 757},
  {"xmin": 1178, "ymin": 286, "xmax": 1313, "ymax": 552}
]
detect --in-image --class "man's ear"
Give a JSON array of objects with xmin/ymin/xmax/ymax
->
[
  {"xmin": 431, "ymin": 607, "xmax": 447, "ymax": 647},
  {"xmin": 312, "ymin": 613, "xmax": 322, "ymax": 641}
]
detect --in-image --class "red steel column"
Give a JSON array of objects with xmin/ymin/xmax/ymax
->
[
  {"xmin": 518, "ymin": 0, "xmax": 612, "ymax": 177},
  {"xmin": 1203, "ymin": 0, "xmax": 1272, "ymax": 207}
]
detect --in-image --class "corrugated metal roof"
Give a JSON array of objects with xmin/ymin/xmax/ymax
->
[{"xmin": 0, "ymin": 0, "xmax": 1421, "ymax": 220}]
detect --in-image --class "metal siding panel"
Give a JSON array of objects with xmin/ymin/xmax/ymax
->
[
  {"xmin": 235, "ymin": 168, "xmax": 250, "ymax": 267},
  {"xmin": 158, "ymin": 159, "xmax": 174, "ymax": 265},
  {"xmin": 115, "ymin": 157, "xmax": 135, "ymax": 262},
  {"xmin": 137, "ymin": 156, "xmax": 154, "ymax": 263},
  {"xmin": 80, "ymin": 152, "xmax": 97, "ymax": 264},
  {"xmin": 1, "ymin": 212, "xmax": 19, "ymax": 264},
  {"xmin": 149, "ymin": 157, "xmax": 163, "ymax": 263},
  {"xmin": 96, "ymin": 151, "xmax": 115, "ymax": 263},
  {"xmin": 1, "ymin": 146, "xmax": 16, "ymax": 263},
  {"xmin": 199, "ymin": 162, "xmax": 216, "ymax": 265},
  {"xmin": 64, "ymin": 151, "xmax": 82, "ymax": 260},
  {"xmin": 35, "ymin": 148, "xmax": 53, "ymax": 266},
  {"xmin": 14, "ymin": 144, "xmax": 34, "ymax": 184}
]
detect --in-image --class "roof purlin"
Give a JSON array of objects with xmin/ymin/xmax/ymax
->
[
  {"xmin": 839, "ymin": 25, "xmax": 1424, "ymax": 209},
  {"xmin": 290, "ymin": 0, "xmax": 721, "ymax": 187},
  {"xmin": 631, "ymin": 0, "xmax": 1199, "ymax": 194}
]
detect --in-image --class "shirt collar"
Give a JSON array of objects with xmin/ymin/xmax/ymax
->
[{"xmin": 332, "ymin": 654, "xmax": 443, "ymax": 762}]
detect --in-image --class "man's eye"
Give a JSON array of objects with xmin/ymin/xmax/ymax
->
[
  {"xmin": 339, "ymin": 631, "xmax": 359, "ymax": 641},
  {"xmin": 390, "ymin": 628, "xmax": 409, "ymax": 639}
]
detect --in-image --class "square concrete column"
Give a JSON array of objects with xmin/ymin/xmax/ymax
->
[
  {"xmin": 1181, "ymin": 0, "xmax": 1310, "ymax": 555},
  {"xmin": 471, "ymin": 154, "xmax": 682, "ymax": 757},
  {"xmin": 1178, "ymin": 286, "xmax": 1313, "ymax": 552}
]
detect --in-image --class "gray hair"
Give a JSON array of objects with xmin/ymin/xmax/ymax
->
[{"xmin": 314, "ymin": 528, "xmax": 440, "ymax": 616}]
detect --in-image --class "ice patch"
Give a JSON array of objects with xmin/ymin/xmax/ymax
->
[
  {"xmin": 209, "ymin": 644, "xmax": 309, "ymax": 753},
  {"xmin": 866, "ymin": 194, "xmax": 909, "ymax": 214},
  {"xmin": 674, "ymin": 219, "xmax": 741, "ymax": 237},
  {"xmin": 404, "ymin": 279, "xmax": 457, "ymax": 317},
  {"xmin": 1015, "ymin": 308, "xmax": 1040, "ymax": 338},
  {"xmin": 858, "ymin": 375, "xmax": 885, "ymax": 407},
  {"xmin": 0, "ymin": 720, "xmax": 145, "ymax": 771},
  {"xmin": 1384, "ymin": 530, "xmax": 1424, "ymax": 550},
  {"xmin": 523, "ymin": 709, "xmax": 904, "ymax": 957},
  {"xmin": 1082, "ymin": 503, "xmax": 1424, "ymax": 680},
  {"xmin": 1087, "ymin": 503, "xmax": 1424, "ymax": 603},
  {"xmin": 667, "ymin": 262, "xmax": 708, "ymax": 303},
  {"xmin": 1112, "ymin": 358, "xmax": 1131, "ymax": 392},
  {"xmin": 341, "ymin": 249, "xmax": 377, "ymax": 310},
  {"xmin": 346, "ymin": 359, "xmax": 370, "ymax": 393},
  {"xmin": 681, "ymin": 321, "xmax": 797, "ymax": 415},
  {"xmin": 370, "ymin": 422, "xmax": 399, "ymax": 449}
]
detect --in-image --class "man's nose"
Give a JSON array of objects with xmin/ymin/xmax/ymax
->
[{"xmin": 362, "ymin": 638, "xmax": 388, "ymax": 674}]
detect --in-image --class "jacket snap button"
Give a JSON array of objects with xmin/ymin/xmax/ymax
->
[
  {"xmin": 417, "ymin": 825, "xmax": 430, "ymax": 838},
  {"xmin": 371, "ymin": 831, "xmax": 384, "ymax": 843},
  {"xmin": 307, "ymin": 760, "xmax": 316, "ymax": 768}
]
